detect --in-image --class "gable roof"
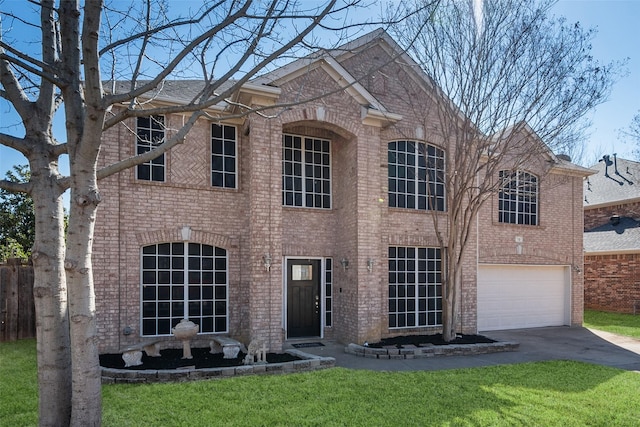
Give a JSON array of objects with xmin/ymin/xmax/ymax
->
[
  {"xmin": 584, "ymin": 216, "xmax": 640, "ymax": 254},
  {"xmin": 252, "ymin": 28, "xmax": 406, "ymax": 127},
  {"xmin": 105, "ymin": 79, "xmax": 281, "ymax": 114},
  {"xmin": 584, "ymin": 155, "xmax": 640, "ymax": 208},
  {"xmin": 488, "ymin": 122, "xmax": 595, "ymax": 177}
]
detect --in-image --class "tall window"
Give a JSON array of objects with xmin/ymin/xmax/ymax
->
[
  {"xmin": 388, "ymin": 141, "xmax": 445, "ymax": 211},
  {"xmin": 211, "ymin": 124, "xmax": 237, "ymax": 188},
  {"xmin": 141, "ymin": 242, "xmax": 228, "ymax": 336},
  {"xmin": 325, "ymin": 258, "xmax": 333, "ymax": 327},
  {"xmin": 388, "ymin": 246, "xmax": 442, "ymax": 328},
  {"xmin": 498, "ymin": 170, "xmax": 538, "ymax": 225},
  {"xmin": 136, "ymin": 116, "xmax": 165, "ymax": 182},
  {"xmin": 282, "ymin": 134, "xmax": 331, "ymax": 209}
]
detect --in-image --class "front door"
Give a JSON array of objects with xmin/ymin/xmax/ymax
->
[{"xmin": 287, "ymin": 259, "xmax": 321, "ymax": 338}]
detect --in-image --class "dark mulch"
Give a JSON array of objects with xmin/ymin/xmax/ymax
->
[
  {"xmin": 367, "ymin": 333, "xmax": 496, "ymax": 348},
  {"xmin": 100, "ymin": 347, "xmax": 300, "ymax": 370}
]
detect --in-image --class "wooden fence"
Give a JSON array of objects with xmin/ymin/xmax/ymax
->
[{"xmin": 0, "ymin": 259, "xmax": 35, "ymax": 342}]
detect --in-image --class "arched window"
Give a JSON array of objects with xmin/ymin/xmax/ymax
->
[
  {"xmin": 498, "ymin": 170, "xmax": 538, "ymax": 225},
  {"xmin": 388, "ymin": 141, "xmax": 445, "ymax": 211},
  {"xmin": 141, "ymin": 242, "xmax": 228, "ymax": 336}
]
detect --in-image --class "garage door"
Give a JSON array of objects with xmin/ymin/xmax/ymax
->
[{"xmin": 477, "ymin": 265, "xmax": 570, "ymax": 331}]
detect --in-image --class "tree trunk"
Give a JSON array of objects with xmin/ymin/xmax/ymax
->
[
  {"xmin": 30, "ymin": 177, "xmax": 72, "ymax": 427},
  {"xmin": 441, "ymin": 274, "xmax": 458, "ymax": 342},
  {"xmin": 66, "ymin": 165, "xmax": 103, "ymax": 426}
]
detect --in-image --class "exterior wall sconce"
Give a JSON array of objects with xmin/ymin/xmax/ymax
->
[
  {"xmin": 366, "ymin": 258, "xmax": 375, "ymax": 272},
  {"xmin": 340, "ymin": 258, "xmax": 349, "ymax": 270},
  {"xmin": 263, "ymin": 254, "xmax": 272, "ymax": 272},
  {"xmin": 573, "ymin": 265, "xmax": 582, "ymax": 274}
]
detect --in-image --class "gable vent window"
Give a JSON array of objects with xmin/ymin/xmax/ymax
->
[
  {"xmin": 498, "ymin": 170, "xmax": 538, "ymax": 226},
  {"xmin": 388, "ymin": 141, "xmax": 445, "ymax": 211},
  {"xmin": 136, "ymin": 115, "xmax": 166, "ymax": 182},
  {"xmin": 282, "ymin": 134, "xmax": 331, "ymax": 209}
]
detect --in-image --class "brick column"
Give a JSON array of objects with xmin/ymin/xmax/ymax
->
[
  {"xmin": 247, "ymin": 115, "xmax": 284, "ymax": 351},
  {"xmin": 355, "ymin": 126, "xmax": 386, "ymax": 343}
]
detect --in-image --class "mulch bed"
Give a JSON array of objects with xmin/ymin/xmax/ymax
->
[
  {"xmin": 100, "ymin": 347, "xmax": 300, "ymax": 370},
  {"xmin": 367, "ymin": 333, "xmax": 496, "ymax": 348}
]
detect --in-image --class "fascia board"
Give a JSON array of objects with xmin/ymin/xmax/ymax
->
[
  {"xmin": 361, "ymin": 106, "xmax": 403, "ymax": 127},
  {"xmin": 584, "ymin": 196, "xmax": 640, "ymax": 210},
  {"xmin": 584, "ymin": 249, "xmax": 640, "ymax": 256}
]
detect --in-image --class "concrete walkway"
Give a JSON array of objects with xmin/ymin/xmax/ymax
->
[{"xmin": 293, "ymin": 326, "xmax": 640, "ymax": 372}]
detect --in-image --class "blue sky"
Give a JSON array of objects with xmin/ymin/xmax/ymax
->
[{"xmin": 1, "ymin": 0, "xmax": 639, "ymax": 177}]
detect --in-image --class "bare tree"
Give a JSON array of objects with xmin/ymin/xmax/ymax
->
[
  {"xmin": 621, "ymin": 111, "xmax": 640, "ymax": 159},
  {"xmin": 0, "ymin": 1, "xmax": 395, "ymax": 425},
  {"xmin": 390, "ymin": 0, "xmax": 622, "ymax": 341}
]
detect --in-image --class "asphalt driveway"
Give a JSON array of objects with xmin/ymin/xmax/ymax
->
[{"xmin": 296, "ymin": 326, "xmax": 640, "ymax": 372}]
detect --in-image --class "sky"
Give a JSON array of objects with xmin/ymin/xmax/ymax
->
[{"xmin": 1, "ymin": 0, "xmax": 639, "ymax": 178}]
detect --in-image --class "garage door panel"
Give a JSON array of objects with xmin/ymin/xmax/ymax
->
[{"xmin": 478, "ymin": 265, "xmax": 569, "ymax": 331}]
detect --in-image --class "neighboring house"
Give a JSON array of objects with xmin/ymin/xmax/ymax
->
[
  {"xmin": 93, "ymin": 29, "xmax": 590, "ymax": 353},
  {"xmin": 583, "ymin": 155, "xmax": 640, "ymax": 314}
]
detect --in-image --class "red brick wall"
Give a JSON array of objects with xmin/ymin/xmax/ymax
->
[
  {"xmin": 584, "ymin": 201, "xmax": 640, "ymax": 230},
  {"xmin": 584, "ymin": 253, "xmax": 640, "ymax": 313}
]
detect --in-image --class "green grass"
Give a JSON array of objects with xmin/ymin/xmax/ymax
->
[
  {"xmin": 584, "ymin": 309, "xmax": 640, "ymax": 339},
  {"xmin": 0, "ymin": 339, "xmax": 38, "ymax": 426},
  {"xmin": 3, "ymin": 339, "xmax": 640, "ymax": 426}
]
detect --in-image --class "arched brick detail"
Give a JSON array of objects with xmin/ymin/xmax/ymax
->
[
  {"xmin": 280, "ymin": 106, "xmax": 359, "ymax": 140},
  {"xmin": 387, "ymin": 234, "xmax": 441, "ymax": 248},
  {"xmin": 478, "ymin": 248, "xmax": 572, "ymax": 265},
  {"xmin": 135, "ymin": 226, "xmax": 233, "ymax": 249},
  {"xmin": 382, "ymin": 126, "xmax": 446, "ymax": 149}
]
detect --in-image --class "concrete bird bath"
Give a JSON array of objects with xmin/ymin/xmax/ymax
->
[{"xmin": 172, "ymin": 319, "xmax": 199, "ymax": 359}]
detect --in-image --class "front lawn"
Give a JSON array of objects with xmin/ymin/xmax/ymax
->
[
  {"xmin": 584, "ymin": 309, "xmax": 640, "ymax": 339},
  {"xmin": 3, "ymin": 339, "xmax": 640, "ymax": 426}
]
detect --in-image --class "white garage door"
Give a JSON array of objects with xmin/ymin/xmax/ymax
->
[{"xmin": 477, "ymin": 265, "xmax": 570, "ymax": 331}]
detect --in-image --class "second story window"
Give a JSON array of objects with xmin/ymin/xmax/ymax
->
[
  {"xmin": 282, "ymin": 134, "xmax": 331, "ymax": 209},
  {"xmin": 136, "ymin": 115, "xmax": 165, "ymax": 182},
  {"xmin": 498, "ymin": 170, "xmax": 538, "ymax": 225},
  {"xmin": 388, "ymin": 141, "xmax": 445, "ymax": 211},
  {"xmin": 211, "ymin": 124, "xmax": 237, "ymax": 188}
]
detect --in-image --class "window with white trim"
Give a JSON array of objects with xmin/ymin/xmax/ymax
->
[
  {"xmin": 136, "ymin": 115, "xmax": 165, "ymax": 182},
  {"xmin": 211, "ymin": 123, "xmax": 237, "ymax": 188},
  {"xmin": 389, "ymin": 246, "xmax": 442, "ymax": 328},
  {"xmin": 282, "ymin": 134, "xmax": 331, "ymax": 209},
  {"xmin": 141, "ymin": 242, "xmax": 228, "ymax": 336},
  {"xmin": 498, "ymin": 170, "xmax": 538, "ymax": 225},
  {"xmin": 388, "ymin": 141, "xmax": 445, "ymax": 211}
]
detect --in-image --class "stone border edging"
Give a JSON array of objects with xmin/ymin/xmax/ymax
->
[
  {"xmin": 101, "ymin": 349, "xmax": 335, "ymax": 384},
  {"xmin": 345, "ymin": 341, "xmax": 519, "ymax": 359}
]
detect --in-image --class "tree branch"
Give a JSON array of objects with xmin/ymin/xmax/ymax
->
[
  {"xmin": 0, "ymin": 56, "xmax": 33, "ymax": 121},
  {"xmin": 0, "ymin": 133, "xmax": 29, "ymax": 155},
  {"xmin": 104, "ymin": 1, "xmax": 253, "ymax": 106},
  {"xmin": 97, "ymin": 109, "xmax": 203, "ymax": 180},
  {"xmin": 0, "ymin": 179, "xmax": 31, "ymax": 194},
  {"xmin": 98, "ymin": 0, "xmax": 227, "ymax": 56}
]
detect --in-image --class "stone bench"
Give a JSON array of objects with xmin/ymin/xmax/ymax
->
[
  {"xmin": 121, "ymin": 341, "xmax": 162, "ymax": 367},
  {"xmin": 209, "ymin": 336, "xmax": 244, "ymax": 359}
]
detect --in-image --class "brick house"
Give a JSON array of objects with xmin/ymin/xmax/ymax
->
[
  {"xmin": 93, "ymin": 29, "xmax": 590, "ymax": 353},
  {"xmin": 584, "ymin": 155, "xmax": 640, "ymax": 313}
]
